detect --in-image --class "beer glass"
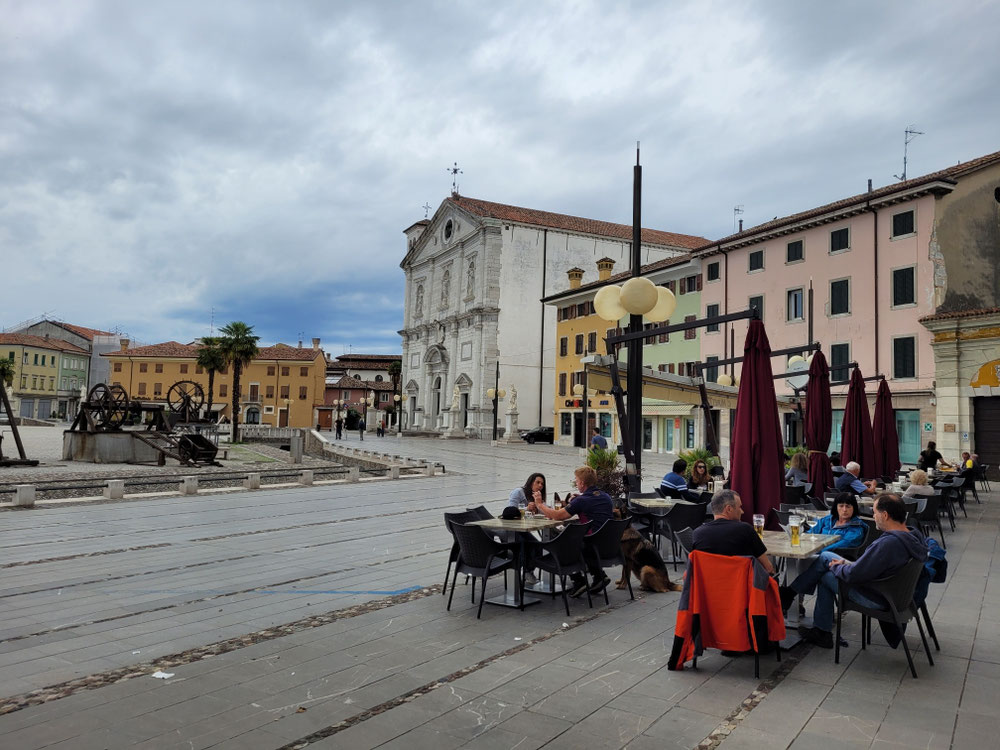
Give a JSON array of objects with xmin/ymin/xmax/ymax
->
[
  {"xmin": 788, "ymin": 515, "xmax": 803, "ymax": 546},
  {"xmin": 752, "ymin": 514, "xmax": 765, "ymax": 538}
]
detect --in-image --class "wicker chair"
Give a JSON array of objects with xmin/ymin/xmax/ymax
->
[
  {"xmin": 586, "ymin": 518, "xmax": 634, "ymax": 604},
  {"xmin": 442, "ymin": 510, "xmax": 483, "ymax": 595},
  {"xmin": 448, "ymin": 524, "xmax": 517, "ymax": 618},
  {"xmin": 529, "ymin": 522, "xmax": 593, "ymax": 615}
]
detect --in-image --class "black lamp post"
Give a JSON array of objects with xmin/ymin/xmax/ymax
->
[{"xmin": 486, "ymin": 361, "xmax": 506, "ymax": 441}]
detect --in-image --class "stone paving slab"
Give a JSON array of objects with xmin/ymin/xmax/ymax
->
[{"xmin": 0, "ymin": 434, "xmax": 996, "ymax": 748}]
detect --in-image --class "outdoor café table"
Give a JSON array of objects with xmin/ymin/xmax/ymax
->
[
  {"xmin": 762, "ymin": 529, "xmax": 840, "ymax": 560},
  {"xmin": 466, "ymin": 516, "xmax": 568, "ymax": 609}
]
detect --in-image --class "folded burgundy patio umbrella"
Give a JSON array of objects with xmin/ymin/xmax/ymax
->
[
  {"xmin": 872, "ymin": 378, "xmax": 900, "ymax": 480},
  {"xmin": 840, "ymin": 367, "xmax": 876, "ymax": 479},
  {"xmin": 729, "ymin": 320, "xmax": 785, "ymax": 525},
  {"xmin": 805, "ymin": 350, "xmax": 835, "ymax": 496}
]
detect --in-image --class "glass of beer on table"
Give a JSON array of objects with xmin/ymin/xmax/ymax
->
[
  {"xmin": 752, "ymin": 514, "xmax": 765, "ymax": 537},
  {"xmin": 788, "ymin": 515, "xmax": 803, "ymax": 546}
]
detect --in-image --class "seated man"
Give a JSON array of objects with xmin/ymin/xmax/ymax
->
[
  {"xmin": 794, "ymin": 493, "xmax": 928, "ymax": 648},
  {"xmin": 661, "ymin": 459, "xmax": 699, "ymax": 500},
  {"xmin": 528, "ymin": 465, "xmax": 614, "ymax": 597},
  {"xmin": 692, "ymin": 490, "xmax": 774, "ymax": 575},
  {"xmin": 834, "ymin": 461, "xmax": 877, "ymax": 495}
]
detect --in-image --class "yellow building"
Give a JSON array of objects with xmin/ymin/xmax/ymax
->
[
  {"xmin": 104, "ymin": 339, "xmax": 327, "ymax": 428},
  {"xmin": 0, "ymin": 333, "xmax": 90, "ymax": 420}
]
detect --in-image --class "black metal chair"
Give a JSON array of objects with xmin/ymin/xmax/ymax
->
[
  {"xmin": 779, "ymin": 502, "xmax": 811, "ymax": 513},
  {"xmin": 586, "ymin": 518, "xmax": 634, "ymax": 604},
  {"xmin": 664, "ymin": 502, "xmax": 709, "ymax": 571},
  {"xmin": 978, "ymin": 464, "xmax": 991, "ymax": 492},
  {"xmin": 661, "ymin": 485, "xmax": 686, "ymax": 500},
  {"xmin": 674, "ymin": 526, "xmax": 695, "ymax": 557},
  {"xmin": 465, "ymin": 504, "xmax": 494, "ymax": 520},
  {"xmin": 913, "ymin": 495, "xmax": 946, "ymax": 548},
  {"xmin": 709, "ymin": 465, "xmax": 726, "ymax": 478},
  {"xmin": 442, "ymin": 510, "xmax": 483, "ymax": 595},
  {"xmin": 958, "ymin": 472, "xmax": 980, "ymax": 506},
  {"xmin": 448, "ymin": 523, "xmax": 517, "ymax": 618},
  {"xmin": 835, "ymin": 557, "xmax": 933, "ymax": 678},
  {"xmin": 626, "ymin": 492, "xmax": 659, "ymax": 544},
  {"xmin": 529, "ymin": 522, "xmax": 593, "ymax": 616},
  {"xmin": 654, "ymin": 485, "xmax": 667, "ymax": 499},
  {"xmin": 784, "ymin": 485, "xmax": 805, "ymax": 505},
  {"xmin": 813, "ymin": 492, "xmax": 833, "ymax": 511}
]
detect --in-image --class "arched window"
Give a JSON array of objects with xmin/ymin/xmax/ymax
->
[
  {"xmin": 375, "ymin": 375, "xmax": 384, "ymax": 382},
  {"xmin": 245, "ymin": 407, "xmax": 261, "ymax": 425}
]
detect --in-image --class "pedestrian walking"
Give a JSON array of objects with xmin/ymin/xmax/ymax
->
[
  {"xmin": 358, "ymin": 418, "xmax": 366, "ymax": 441},
  {"xmin": 335, "ymin": 418, "xmax": 343, "ymax": 440}
]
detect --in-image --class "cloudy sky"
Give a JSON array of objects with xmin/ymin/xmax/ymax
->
[{"xmin": 2, "ymin": 0, "xmax": 997, "ymax": 353}]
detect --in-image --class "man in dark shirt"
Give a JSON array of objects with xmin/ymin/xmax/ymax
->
[
  {"xmin": 692, "ymin": 490, "xmax": 774, "ymax": 574},
  {"xmin": 530, "ymin": 465, "xmax": 614, "ymax": 596},
  {"xmin": 589, "ymin": 427, "xmax": 608, "ymax": 451}
]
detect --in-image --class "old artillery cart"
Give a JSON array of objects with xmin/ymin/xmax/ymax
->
[{"xmin": 65, "ymin": 382, "xmax": 221, "ymax": 467}]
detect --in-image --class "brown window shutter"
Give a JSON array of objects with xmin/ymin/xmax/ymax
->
[
  {"xmin": 678, "ymin": 279, "xmax": 686, "ymax": 295},
  {"xmin": 696, "ymin": 274, "xmax": 703, "ymax": 291}
]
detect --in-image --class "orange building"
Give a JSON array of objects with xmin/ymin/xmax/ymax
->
[{"xmin": 104, "ymin": 339, "xmax": 326, "ymax": 428}]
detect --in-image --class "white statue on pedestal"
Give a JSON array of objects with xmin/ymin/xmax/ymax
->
[
  {"xmin": 451, "ymin": 385, "xmax": 460, "ymax": 411},
  {"xmin": 507, "ymin": 385, "xmax": 517, "ymax": 413}
]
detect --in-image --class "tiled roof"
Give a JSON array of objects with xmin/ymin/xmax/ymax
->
[
  {"xmin": 332, "ymin": 375, "xmax": 396, "ymax": 391},
  {"xmin": 105, "ymin": 342, "xmax": 324, "ymax": 361},
  {"xmin": 701, "ymin": 148, "xmax": 1000, "ymax": 249},
  {"xmin": 0, "ymin": 333, "xmax": 89, "ymax": 354},
  {"xmin": 448, "ymin": 195, "xmax": 708, "ymax": 250},
  {"xmin": 50, "ymin": 322, "xmax": 115, "ymax": 341},
  {"xmin": 919, "ymin": 307, "xmax": 1000, "ymax": 323}
]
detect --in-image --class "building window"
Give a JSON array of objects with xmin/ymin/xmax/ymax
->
[
  {"xmin": 154, "ymin": 383, "xmax": 162, "ymax": 397},
  {"xmin": 139, "ymin": 363, "xmax": 147, "ymax": 373},
  {"xmin": 300, "ymin": 367, "xmax": 309, "ymax": 377},
  {"xmin": 266, "ymin": 385, "xmax": 274, "ymax": 398},
  {"xmin": 684, "ymin": 315, "xmax": 696, "ymax": 340},
  {"xmin": 180, "ymin": 364, "xmax": 188, "ymax": 374},
  {"xmin": 892, "ymin": 266, "xmax": 915, "ymax": 306},
  {"xmin": 786, "ymin": 240, "xmax": 803, "ymax": 263},
  {"xmin": 685, "ymin": 419, "xmax": 695, "ymax": 449},
  {"xmin": 280, "ymin": 385, "xmax": 290, "ymax": 398},
  {"xmin": 575, "ymin": 334, "xmax": 584, "ymax": 355},
  {"xmin": 559, "ymin": 372, "xmax": 566, "ymax": 397},
  {"xmin": 787, "ymin": 288, "xmax": 804, "ymax": 321},
  {"xmin": 588, "ymin": 332, "xmax": 597, "ymax": 352},
  {"xmin": 281, "ymin": 367, "xmax": 289, "ymax": 376},
  {"xmin": 219, "ymin": 384, "xmax": 228, "ymax": 397},
  {"xmin": 891, "ymin": 210, "xmax": 915, "ymax": 238},
  {"xmin": 299, "ymin": 386, "xmax": 308, "ymax": 400},
  {"xmin": 830, "ymin": 227, "xmax": 850, "ymax": 252},
  {"xmin": 137, "ymin": 382, "xmax": 147, "ymax": 395},
  {"xmin": 749, "ymin": 250, "xmax": 764, "ymax": 272},
  {"xmin": 374, "ymin": 374, "xmax": 383, "ymax": 382},
  {"xmin": 155, "ymin": 363, "xmax": 163, "ymax": 373},
  {"xmin": 749, "ymin": 295, "xmax": 764, "ymax": 316},
  {"xmin": 705, "ymin": 356, "xmax": 719, "ymax": 383},
  {"xmin": 559, "ymin": 337, "xmax": 568, "ymax": 357},
  {"xmin": 267, "ymin": 365, "xmax": 275, "ymax": 376},
  {"xmin": 830, "ymin": 279, "xmax": 850, "ymax": 316},
  {"xmin": 830, "ymin": 343, "xmax": 850, "ymax": 384},
  {"xmin": 682, "ymin": 274, "xmax": 700, "ymax": 293},
  {"xmin": 113, "ymin": 362, "xmax": 122, "ymax": 372},
  {"xmin": 893, "ymin": 336, "xmax": 916, "ymax": 379},
  {"xmin": 706, "ymin": 303, "xmax": 720, "ymax": 332},
  {"xmin": 707, "ymin": 261, "xmax": 720, "ymax": 281},
  {"xmin": 196, "ymin": 365, "xmax": 204, "ymax": 374}
]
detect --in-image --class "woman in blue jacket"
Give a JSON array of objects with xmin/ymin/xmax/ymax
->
[{"xmin": 806, "ymin": 492, "xmax": 866, "ymax": 551}]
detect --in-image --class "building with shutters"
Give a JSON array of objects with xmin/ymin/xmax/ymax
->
[
  {"xmin": 0, "ymin": 334, "xmax": 90, "ymax": 421},
  {"xmin": 696, "ymin": 148, "xmax": 1000, "ymax": 467}
]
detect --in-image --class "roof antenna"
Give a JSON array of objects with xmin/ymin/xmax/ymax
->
[
  {"xmin": 893, "ymin": 126, "xmax": 924, "ymax": 181},
  {"xmin": 447, "ymin": 162, "xmax": 463, "ymax": 195},
  {"xmin": 422, "ymin": 202, "xmax": 432, "ymax": 218},
  {"xmin": 210, "ymin": 306, "xmax": 215, "ymax": 336},
  {"xmin": 733, "ymin": 204, "xmax": 744, "ymax": 233}
]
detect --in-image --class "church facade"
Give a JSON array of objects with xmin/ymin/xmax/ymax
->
[{"xmin": 398, "ymin": 194, "xmax": 706, "ymax": 438}]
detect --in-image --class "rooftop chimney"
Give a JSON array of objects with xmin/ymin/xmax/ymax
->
[
  {"xmin": 738, "ymin": 219, "xmax": 743, "ymax": 232},
  {"xmin": 567, "ymin": 267, "xmax": 585, "ymax": 289},
  {"xmin": 868, "ymin": 178, "xmax": 873, "ymax": 192},
  {"xmin": 298, "ymin": 339, "xmax": 302, "ymax": 348},
  {"xmin": 596, "ymin": 257, "xmax": 615, "ymax": 281},
  {"xmin": 312, "ymin": 337, "xmax": 320, "ymax": 350},
  {"xmin": 120, "ymin": 339, "xmax": 130, "ymax": 351}
]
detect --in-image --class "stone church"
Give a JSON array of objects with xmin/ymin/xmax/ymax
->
[{"xmin": 398, "ymin": 194, "xmax": 706, "ymax": 438}]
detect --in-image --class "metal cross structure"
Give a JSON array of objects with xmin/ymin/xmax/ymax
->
[
  {"xmin": 894, "ymin": 126, "xmax": 924, "ymax": 181},
  {"xmin": 447, "ymin": 162, "xmax": 463, "ymax": 193},
  {"xmin": 422, "ymin": 202, "xmax": 432, "ymax": 218}
]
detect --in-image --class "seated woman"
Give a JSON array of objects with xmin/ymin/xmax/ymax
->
[
  {"xmin": 785, "ymin": 452, "xmax": 809, "ymax": 485},
  {"xmin": 507, "ymin": 472, "xmax": 547, "ymax": 587},
  {"xmin": 687, "ymin": 460, "xmax": 710, "ymax": 491},
  {"xmin": 902, "ymin": 469, "xmax": 935, "ymax": 513},
  {"xmin": 779, "ymin": 492, "xmax": 867, "ymax": 610},
  {"xmin": 508, "ymin": 472, "xmax": 546, "ymax": 509}
]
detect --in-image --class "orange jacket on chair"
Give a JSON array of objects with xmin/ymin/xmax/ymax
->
[{"xmin": 668, "ymin": 550, "xmax": 786, "ymax": 670}]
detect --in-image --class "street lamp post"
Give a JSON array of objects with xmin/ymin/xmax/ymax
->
[{"xmin": 485, "ymin": 362, "xmax": 506, "ymax": 442}]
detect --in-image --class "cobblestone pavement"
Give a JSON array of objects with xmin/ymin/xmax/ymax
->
[{"xmin": 0, "ymin": 433, "xmax": 994, "ymax": 749}]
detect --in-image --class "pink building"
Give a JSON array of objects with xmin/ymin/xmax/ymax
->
[{"xmin": 697, "ymin": 175, "xmax": 956, "ymax": 464}]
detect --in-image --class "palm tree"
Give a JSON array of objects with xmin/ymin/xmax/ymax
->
[
  {"xmin": 218, "ymin": 322, "xmax": 260, "ymax": 442},
  {"xmin": 196, "ymin": 337, "xmax": 226, "ymax": 420}
]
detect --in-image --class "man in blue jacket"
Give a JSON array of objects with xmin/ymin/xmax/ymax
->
[{"xmin": 796, "ymin": 493, "xmax": 927, "ymax": 648}]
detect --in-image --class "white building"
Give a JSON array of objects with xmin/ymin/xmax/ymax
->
[{"xmin": 398, "ymin": 194, "xmax": 706, "ymax": 438}]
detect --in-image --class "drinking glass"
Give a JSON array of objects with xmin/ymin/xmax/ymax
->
[
  {"xmin": 752, "ymin": 514, "xmax": 765, "ymax": 538},
  {"xmin": 788, "ymin": 516, "xmax": 803, "ymax": 546}
]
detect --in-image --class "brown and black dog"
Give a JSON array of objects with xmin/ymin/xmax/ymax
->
[{"xmin": 616, "ymin": 525, "xmax": 683, "ymax": 592}]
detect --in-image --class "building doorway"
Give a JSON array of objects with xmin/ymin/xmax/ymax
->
[{"xmin": 974, "ymin": 397, "xmax": 1000, "ymax": 479}]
